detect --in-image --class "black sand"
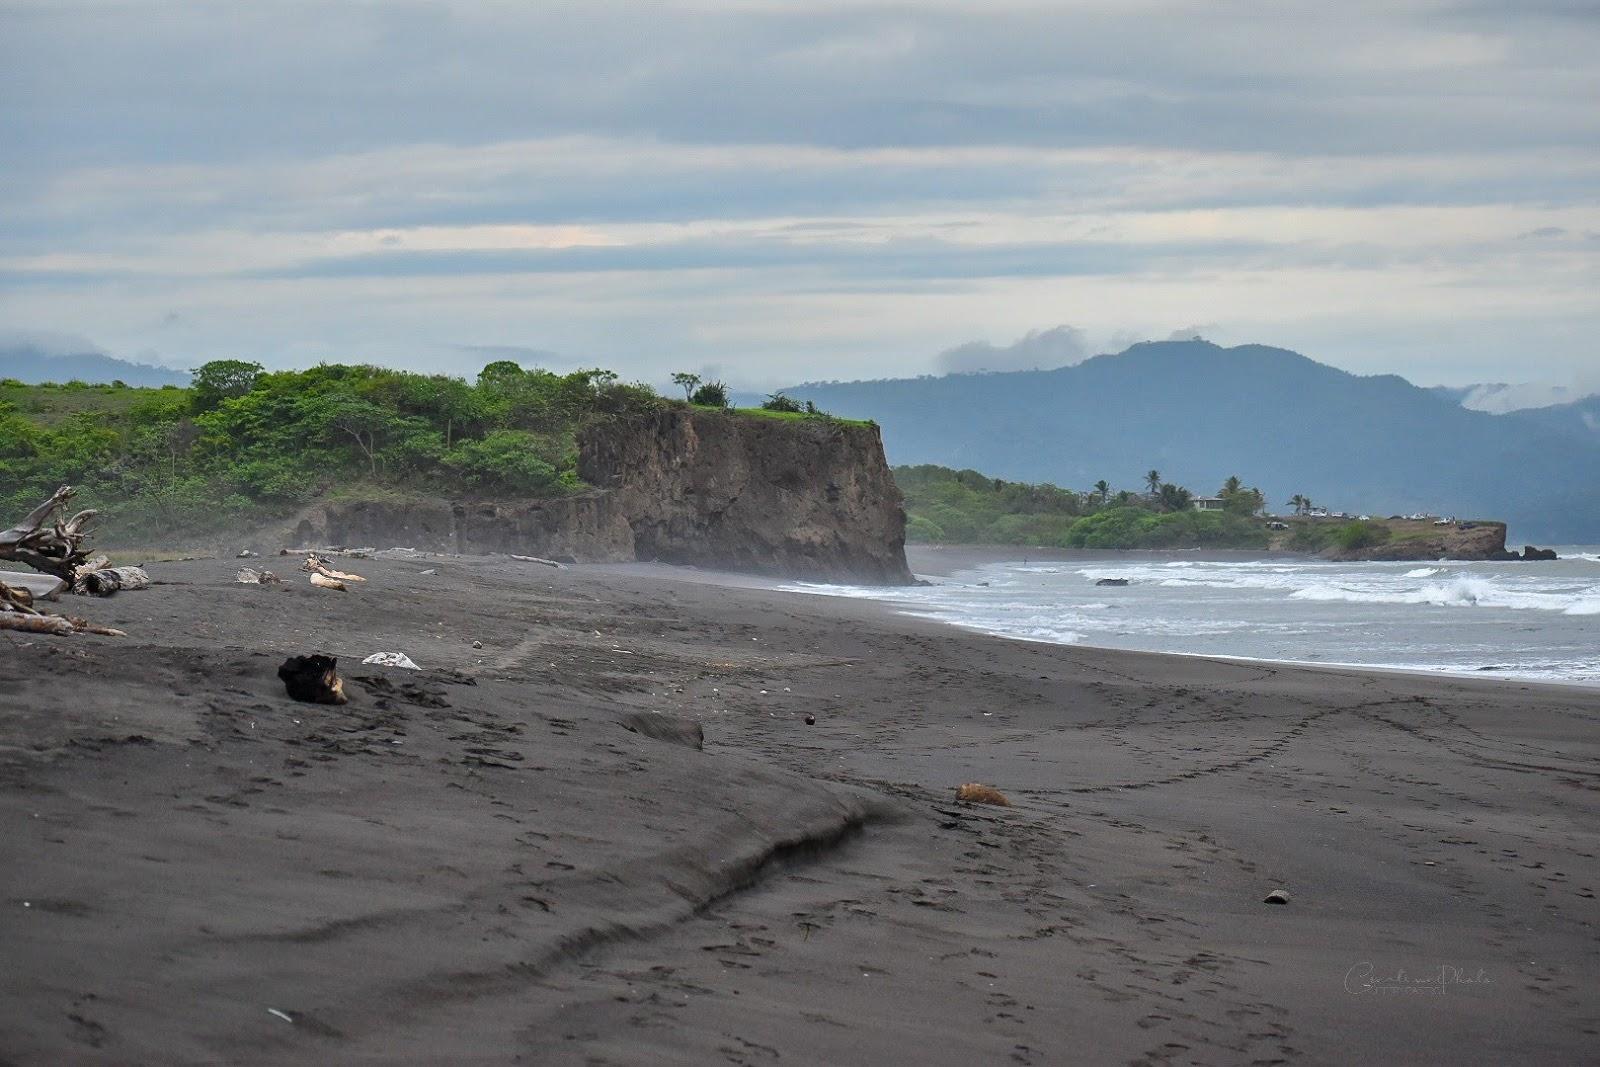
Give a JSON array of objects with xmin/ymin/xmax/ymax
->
[{"xmin": 2, "ymin": 553, "xmax": 1596, "ymax": 1063}]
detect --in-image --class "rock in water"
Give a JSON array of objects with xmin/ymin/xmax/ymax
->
[
  {"xmin": 1095, "ymin": 578, "xmax": 1130, "ymax": 587},
  {"xmin": 1263, "ymin": 888, "xmax": 1291, "ymax": 905},
  {"xmin": 278, "ymin": 655, "xmax": 348, "ymax": 705}
]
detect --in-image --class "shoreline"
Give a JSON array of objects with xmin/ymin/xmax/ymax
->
[{"xmin": 3, "ymin": 554, "xmax": 1596, "ymax": 1063}]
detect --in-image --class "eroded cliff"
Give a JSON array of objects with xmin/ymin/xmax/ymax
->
[{"xmin": 283, "ymin": 408, "xmax": 912, "ymax": 584}]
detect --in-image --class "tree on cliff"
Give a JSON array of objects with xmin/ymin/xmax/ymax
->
[{"xmin": 671, "ymin": 372, "xmax": 701, "ymax": 400}]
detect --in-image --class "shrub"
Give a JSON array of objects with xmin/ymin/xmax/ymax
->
[
  {"xmin": 1333, "ymin": 520, "xmax": 1391, "ymax": 551},
  {"xmin": 443, "ymin": 430, "xmax": 576, "ymax": 496},
  {"xmin": 690, "ymin": 381, "xmax": 730, "ymax": 408},
  {"xmin": 762, "ymin": 393, "xmax": 803, "ymax": 413}
]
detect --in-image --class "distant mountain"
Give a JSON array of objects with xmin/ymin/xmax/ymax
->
[
  {"xmin": 780, "ymin": 340, "xmax": 1600, "ymax": 543},
  {"xmin": 0, "ymin": 344, "xmax": 189, "ymax": 388},
  {"xmin": 1503, "ymin": 395, "xmax": 1600, "ymax": 446}
]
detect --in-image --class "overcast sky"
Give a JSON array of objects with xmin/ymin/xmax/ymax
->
[{"xmin": 3, "ymin": 0, "xmax": 1598, "ymax": 389}]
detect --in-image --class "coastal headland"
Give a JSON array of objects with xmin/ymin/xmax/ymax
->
[{"xmin": 2, "ymin": 551, "xmax": 1595, "ymax": 1063}]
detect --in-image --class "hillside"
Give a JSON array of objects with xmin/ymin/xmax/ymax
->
[
  {"xmin": 780, "ymin": 341, "xmax": 1600, "ymax": 543},
  {"xmin": 0, "ymin": 343, "xmax": 190, "ymax": 388},
  {"xmin": 0, "ymin": 364, "xmax": 909, "ymax": 582}
]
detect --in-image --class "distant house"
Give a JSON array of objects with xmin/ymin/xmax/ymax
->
[{"xmin": 1192, "ymin": 496, "xmax": 1226, "ymax": 512}]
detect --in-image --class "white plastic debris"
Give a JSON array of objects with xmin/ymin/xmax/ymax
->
[{"xmin": 362, "ymin": 652, "xmax": 421, "ymax": 670}]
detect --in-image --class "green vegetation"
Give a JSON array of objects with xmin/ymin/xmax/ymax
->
[
  {"xmin": 1061, "ymin": 507, "xmax": 1268, "ymax": 550},
  {"xmin": 894, "ymin": 465, "xmax": 1269, "ymax": 549},
  {"xmin": 0, "ymin": 362, "xmax": 866, "ymax": 545},
  {"xmin": 1, "ymin": 362, "xmax": 656, "ymax": 543}
]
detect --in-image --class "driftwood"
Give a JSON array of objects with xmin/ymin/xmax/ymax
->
[
  {"xmin": 74, "ymin": 566, "xmax": 150, "ymax": 597},
  {"xmin": 308, "ymin": 572, "xmax": 347, "ymax": 592},
  {"xmin": 301, "ymin": 553, "xmax": 365, "ymax": 583},
  {"xmin": 0, "ymin": 486, "xmax": 98, "ymax": 582},
  {"xmin": 510, "ymin": 554, "xmax": 566, "ymax": 569},
  {"xmin": 0, "ymin": 576, "xmax": 126, "ymax": 637}
]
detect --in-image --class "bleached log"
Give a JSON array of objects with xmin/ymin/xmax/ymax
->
[
  {"xmin": 510, "ymin": 554, "xmax": 567, "ymax": 569},
  {"xmin": 301, "ymin": 553, "xmax": 365, "ymax": 583},
  {"xmin": 309, "ymin": 572, "xmax": 347, "ymax": 591}
]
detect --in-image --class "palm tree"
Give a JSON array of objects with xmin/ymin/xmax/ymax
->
[
  {"xmin": 1093, "ymin": 479, "xmax": 1110, "ymax": 504},
  {"xmin": 1222, "ymin": 475, "xmax": 1242, "ymax": 498},
  {"xmin": 1145, "ymin": 469, "xmax": 1162, "ymax": 496}
]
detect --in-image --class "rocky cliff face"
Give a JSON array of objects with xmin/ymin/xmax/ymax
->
[
  {"xmin": 284, "ymin": 408, "xmax": 912, "ymax": 584},
  {"xmin": 578, "ymin": 409, "xmax": 912, "ymax": 584},
  {"xmin": 1323, "ymin": 521, "xmax": 1510, "ymax": 562}
]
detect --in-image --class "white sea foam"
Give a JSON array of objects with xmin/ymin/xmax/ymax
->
[{"xmin": 791, "ymin": 551, "xmax": 1600, "ymax": 684}]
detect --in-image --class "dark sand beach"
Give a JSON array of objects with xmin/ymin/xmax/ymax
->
[{"xmin": 2, "ymin": 551, "xmax": 1597, "ymax": 1064}]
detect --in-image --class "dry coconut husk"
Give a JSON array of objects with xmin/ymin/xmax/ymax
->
[{"xmin": 956, "ymin": 783, "xmax": 1011, "ymax": 807}]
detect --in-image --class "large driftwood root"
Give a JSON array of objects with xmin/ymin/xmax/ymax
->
[{"xmin": 0, "ymin": 486, "xmax": 98, "ymax": 582}]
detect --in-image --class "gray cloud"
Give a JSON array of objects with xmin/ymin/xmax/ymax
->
[
  {"xmin": 2, "ymin": 2, "xmax": 1598, "ymax": 388},
  {"xmin": 936, "ymin": 326, "xmax": 1091, "ymax": 374}
]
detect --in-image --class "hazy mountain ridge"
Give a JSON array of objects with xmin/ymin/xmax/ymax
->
[
  {"xmin": 0, "ymin": 344, "xmax": 190, "ymax": 388},
  {"xmin": 777, "ymin": 340, "xmax": 1600, "ymax": 543}
]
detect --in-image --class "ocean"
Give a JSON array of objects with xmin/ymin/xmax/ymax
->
[{"xmin": 790, "ymin": 549, "xmax": 1600, "ymax": 686}]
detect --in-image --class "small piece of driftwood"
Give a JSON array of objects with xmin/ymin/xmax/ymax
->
[
  {"xmin": 308, "ymin": 572, "xmax": 347, "ymax": 592},
  {"xmin": 510, "ymin": 554, "xmax": 566, "ymax": 568}
]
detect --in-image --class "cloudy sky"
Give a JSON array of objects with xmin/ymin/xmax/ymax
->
[{"xmin": 3, "ymin": 0, "xmax": 1598, "ymax": 390}]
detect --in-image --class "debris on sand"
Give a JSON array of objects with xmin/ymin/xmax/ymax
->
[
  {"xmin": 301, "ymin": 553, "xmax": 366, "ymax": 584},
  {"xmin": 74, "ymin": 566, "xmax": 150, "ymax": 597},
  {"xmin": 1263, "ymin": 888, "xmax": 1291, "ymax": 905},
  {"xmin": 510, "ymin": 554, "xmax": 566, "ymax": 568},
  {"xmin": 278, "ymin": 654, "xmax": 348, "ymax": 705},
  {"xmin": 956, "ymin": 783, "xmax": 1010, "ymax": 807},
  {"xmin": 0, "ymin": 576, "xmax": 125, "ymax": 636},
  {"xmin": 362, "ymin": 652, "xmax": 421, "ymax": 670},
  {"xmin": 235, "ymin": 567, "xmax": 280, "ymax": 585},
  {"xmin": 309, "ymin": 572, "xmax": 347, "ymax": 592}
]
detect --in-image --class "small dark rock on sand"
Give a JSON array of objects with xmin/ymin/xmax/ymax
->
[{"xmin": 278, "ymin": 654, "xmax": 348, "ymax": 705}]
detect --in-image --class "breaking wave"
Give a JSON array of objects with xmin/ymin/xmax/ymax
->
[{"xmin": 1289, "ymin": 575, "xmax": 1599, "ymax": 614}]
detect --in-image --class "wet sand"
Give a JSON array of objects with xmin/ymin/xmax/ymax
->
[{"xmin": 2, "ymin": 554, "xmax": 1597, "ymax": 1064}]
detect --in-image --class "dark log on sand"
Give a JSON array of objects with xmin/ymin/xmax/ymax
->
[{"xmin": 0, "ymin": 486, "xmax": 98, "ymax": 582}]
